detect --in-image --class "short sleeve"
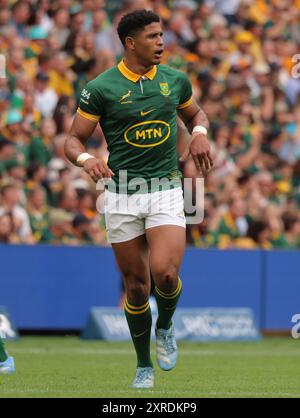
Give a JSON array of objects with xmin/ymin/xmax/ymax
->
[
  {"xmin": 77, "ymin": 80, "xmax": 104, "ymax": 122},
  {"xmin": 177, "ymin": 72, "xmax": 193, "ymax": 109}
]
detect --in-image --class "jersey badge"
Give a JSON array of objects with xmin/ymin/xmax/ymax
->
[
  {"xmin": 119, "ymin": 90, "xmax": 133, "ymax": 104},
  {"xmin": 160, "ymin": 83, "xmax": 171, "ymax": 96}
]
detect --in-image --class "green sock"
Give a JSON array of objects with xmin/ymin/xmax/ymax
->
[
  {"xmin": 0, "ymin": 336, "xmax": 8, "ymax": 362},
  {"xmin": 124, "ymin": 300, "xmax": 153, "ymax": 368},
  {"xmin": 154, "ymin": 277, "xmax": 182, "ymax": 330}
]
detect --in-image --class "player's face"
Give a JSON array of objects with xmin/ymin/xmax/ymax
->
[{"xmin": 133, "ymin": 22, "xmax": 164, "ymax": 65}]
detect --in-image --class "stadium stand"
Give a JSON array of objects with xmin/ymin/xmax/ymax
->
[{"xmin": 0, "ymin": 0, "xmax": 300, "ymax": 249}]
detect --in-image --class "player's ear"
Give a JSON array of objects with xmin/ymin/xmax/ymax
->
[{"xmin": 125, "ymin": 36, "xmax": 135, "ymax": 51}]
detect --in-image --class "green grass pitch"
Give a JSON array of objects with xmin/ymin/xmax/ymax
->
[{"xmin": 1, "ymin": 337, "xmax": 299, "ymax": 398}]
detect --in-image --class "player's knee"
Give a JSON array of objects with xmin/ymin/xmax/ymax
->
[
  {"xmin": 124, "ymin": 272, "xmax": 149, "ymax": 305},
  {"xmin": 153, "ymin": 265, "xmax": 178, "ymax": 293}
]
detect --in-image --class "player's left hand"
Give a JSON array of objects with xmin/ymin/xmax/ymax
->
[
  {"xmin": 83, "ymin": 158, "xmax": 115, "ymax": 183},
  {"xmin": 180, "ymin": 133, "xmax": 214, "ymax": 177}
]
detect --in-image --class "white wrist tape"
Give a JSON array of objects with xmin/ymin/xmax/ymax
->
[
  {"xmin": 76, "ymin": 152, "xmax": 96, "ymax": 166},
  {"xmin": 192, "ymin": 125, "xmax": 208, "ymax": 136}
]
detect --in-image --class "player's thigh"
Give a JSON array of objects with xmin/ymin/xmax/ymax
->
[
  {"xmin": 145, "ymin": 188, "xmax": 186, "ymax": 284},
  {"xmin": 112, "ymin": 235, "xmax": 151, "ymax": 301},
  {"xmin": 146, "ymin": 225, "xmax": 186, "ymax": 287},
  {"xmin": 105, "ymin": 190, "xmax": 146, "ymax": 244}
]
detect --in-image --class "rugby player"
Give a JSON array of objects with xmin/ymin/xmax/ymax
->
[{"xmin": 65, "ymin": 9, "xmax": 213, "ymax": 389}]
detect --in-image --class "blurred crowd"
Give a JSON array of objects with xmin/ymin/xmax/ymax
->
[{"xmin": 0, "ymin": 0, "xmax": 300, "ymax": 249}]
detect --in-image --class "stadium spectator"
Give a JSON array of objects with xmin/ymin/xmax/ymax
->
[
  {"xmin": 0, "ymin": 6, "xmax": 11, "ymax": 30},
  {"xmin": 58, "ymin": 186, "xmax": 79, "ymax": 214},
  {"xmin": 27, "ymin": 25, "xmax": 49, "ymax": 59},
  {"xmin": 0, "ymin": 213, "xmax": 19, "ymax": 243},
  {"xmin": 32, "ymin": 0, "xmax": 53, "ymax": 34},
  {"xmin": 27, "ymin": 186, "xmax": 52, "ymax": 243},
  {"xmin": 48, "ymin": 52, "xmax": 75, "ymax": 97},
  {"xmin": 48, "ymin": 207, "xmax": 74, "ymax": 244},
  {"xmin": 76, "ymin": 188, "xmax": 97, "ymax": 219},
  {"xmin": 273, "ymin": 212, "xmax": 300, "ymax": 249},
  {"xmin": 0, "ymin": 183, "xmax": 34, "ymax": 244},
  {"xmin": 0, "ymin": 140, "xmax": 16, "ymax": 175},
  {"xmin": 212, "ymin": 196, "xmax": 249, "ymax": 248},
  {"xmin": 49, "ymin": 9, "xmax": 70, "ymax": 48},
  {"xmin": 34, "ymin": 71, "xmax": 58, "ymax": 118},
  {"xmin": 10, "ymin": 1, "xmax": 31, "ymax": 39},
  {"xmin": 31, "ymin": 117, "xmax": 55, "ymax": 160},
  {"xmin": 5, "ymin": 159, "xmax": 27, "ymax": 188},
  {"xmin": 235, "ymin": 220, "xmax": 272, "ymax": 249},
  {"xmin": 72, "ymin": 212, "xmax": 92, "ymax": 244},
  {"xmin": 53, "ymin": 95, "xmax": 76, "ymax": 134}
]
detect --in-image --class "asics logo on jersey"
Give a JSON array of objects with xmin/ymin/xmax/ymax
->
[
  {"xmin": 81, "ymin": 89, "xmax": 91, "ymax": 101},
  {"xmin": 140, "ymin": 109, "xmax": 156, "ymax": 117},
  {"xmin": 119, "ymin": 90, "xmax": 132, "ymax": 104},
  {"xmin": 80, "ymin": 89, "xmax": 91, "ymax": 105}
]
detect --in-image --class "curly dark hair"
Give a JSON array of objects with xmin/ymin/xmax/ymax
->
[{"xmin": 117, "ymin": 9, "xmax": 160, "ymax": 46}]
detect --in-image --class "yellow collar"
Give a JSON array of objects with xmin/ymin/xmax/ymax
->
[{"xmin": 118, "ymin": 60, "xmax": 157, "ymax": 82}]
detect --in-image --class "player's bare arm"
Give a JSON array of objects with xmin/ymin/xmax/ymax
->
[
  {"xmin": 178, "ymin": 99, "xmax": 214, "ymax": 176},
  {"xmin": 64, "ymin": 113, "xmax": 114, "ymax": 183}
]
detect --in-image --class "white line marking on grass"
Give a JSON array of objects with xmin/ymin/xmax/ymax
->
[
  {"xmin": 1, "ymin": 389, "xmax": 300, "ymax": 398},
  {"xmin": 9, "ymin": 348, "xmax": 300, "ymax": 357},
  {"xmin": 10, "ymin": 348, "xmax": 133, "ymax": 355}
]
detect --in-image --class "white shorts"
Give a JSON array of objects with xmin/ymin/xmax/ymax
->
[{"xmin": 104, "ymin": 188, "xmax": 186, "ymax": 244}]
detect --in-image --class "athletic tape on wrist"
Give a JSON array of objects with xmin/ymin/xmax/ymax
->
[
  {"xmin": 76, "ymin": 153, "xmax": 96, "ymax": 166},
  {"xmin": 192, "ymin": 126, "xmax": 208, "ymax": 136}
]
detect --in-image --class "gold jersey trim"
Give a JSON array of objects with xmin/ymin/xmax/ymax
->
[
  {"xmin": 177, "ymin": 97, "xmax": 193, "ymax": 109},
  {"xmin": 77, "ymin": 108, "xmax": 100, "ymax": 122},
  {"xmin": 118, "ymin": 60, "xmax": 157, "ymax": 83}
]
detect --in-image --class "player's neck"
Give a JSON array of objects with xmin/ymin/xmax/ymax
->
[{"xmin": 123, "ymin": 56, "xmax": 153, "ymax": 76}]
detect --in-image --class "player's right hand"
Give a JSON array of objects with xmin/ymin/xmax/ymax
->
[{"xmin": 83, "ymin": 158, "xmax": 115, "ymax": 183}]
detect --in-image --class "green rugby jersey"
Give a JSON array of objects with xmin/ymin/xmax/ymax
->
[{"xmin": 77, "ymin": 60, "xmax": 192, "ymax": 193}]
